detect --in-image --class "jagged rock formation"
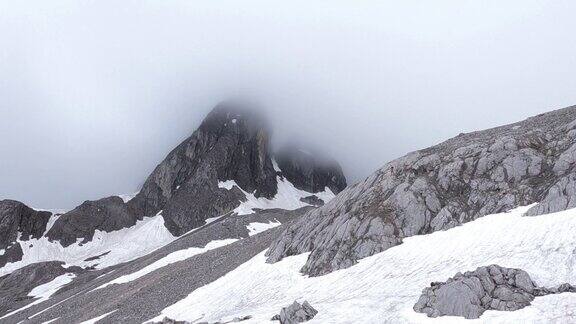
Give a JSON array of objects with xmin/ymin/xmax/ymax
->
[
  {"xmin": 128, "ymin": 103, "xmax": 278, "ymax": 236},
  {"xmin": 0, "ymin": 200, "xmax": 51, "ymax": 266},
  {"xmin": 267, "ymin": 106, "xmax": 576, "ymax": 276},
  {"xmin": 275, "ymin": 145, "xmax": 347, "ymax": 194},
  {"xmin": 44, "ymin": 103, "xmax": 347, "ymax": 243},
  {"xmin": 414, "ymin": 265, "xmax": 576, "ymax": 319},
  {"xmin": 272, "ymin": 300, "xmax": 318, "ymax": 324}
]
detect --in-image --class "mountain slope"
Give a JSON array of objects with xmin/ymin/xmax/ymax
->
[{"xmin": 267, "ymin": 105, "xmax": 576, "ymax": 276}]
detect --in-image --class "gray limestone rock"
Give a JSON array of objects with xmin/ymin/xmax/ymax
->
[
  {"xmin": 413, "ymin": 265, "xmax": 576, "ymax": 319},
  {"xmin": 273, "ymin": 300, "xmax": 318, "ymax": 324},
  {"xmin": 267, "ymin": 105, "xmax": 576, "ymax": 276}
]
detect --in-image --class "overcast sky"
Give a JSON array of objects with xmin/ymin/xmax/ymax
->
[{"xmin": 1, "ymin": 0, "xmax": 576, "ymax": 209}]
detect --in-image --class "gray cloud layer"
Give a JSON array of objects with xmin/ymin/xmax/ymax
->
[{"xmin": 1, "ymin": 0, "xmax": 576, "ymax": 209}]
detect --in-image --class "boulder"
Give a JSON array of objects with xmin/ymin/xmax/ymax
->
[
  {"xmin": 414, "ymin": 265, "xmax": 576, "ymax": 319},
  {"xmin": 273, "ymin": 300, "xmax": 318, "ymax": 324}
]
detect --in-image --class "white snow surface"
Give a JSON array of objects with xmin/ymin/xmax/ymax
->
[
  {"xmin": 0, "ymin": 273, "xmax": 76, "ymax": 320},
  {"xmin": 96, "ymin": 238, "xmax": 238, "ymax": 290},
  {"xmin": 246, "ymin": 221, "xmax": 281, "ymax": 236},
  {"xmin": 117, "ymin": 192, "xmax": 139, "ymax": 203},
  {"xmin": 152, "ymin": 205, "xmax": 576, "ymax": 323},
  {"xmin": 0, "ymin": 214, "xmax": 175, "ymax": 276},
  {"xmin": 218, "ymin": 177, "xmax": 335, "ymax": 215}
]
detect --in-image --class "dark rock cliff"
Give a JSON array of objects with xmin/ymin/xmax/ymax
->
[
  {"xmin": 267, "ymin": 105, "xmax": 576, "ymax": 276},
  {"xmin": 0, "ymin": 200, "xmax": 51, "ymax": 266},
  {"xmin": 275, "ymin": 145, "xmax": 347, "ymax": 194}
]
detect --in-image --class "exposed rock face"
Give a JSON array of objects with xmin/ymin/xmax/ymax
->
[
  {"xmin": 414, "ymin": 265, "xmax": 576, "ymax": 319},
  {"xmin": 273, "ymin": 300, "xmax": 318, "ymax": 324},
  {"xmin": 0, "ymin": 200, "xmax": 51, "ymax": 265},
  {"xmin": 0, "ymin": 200, "xmax": 51, "ymax": 249},
  {"xmin": 47, "ymin": 196, "xmax": 138, "ymax": 247},
  {"xmin": 267, "ymin": 106, "xmax": 576, "ymax": 276},
  {"xmin": 276, "ymin": 145, "xmax": 347, "ymax": 194},
  {"xmin": 128, "ymin": 103, "xmax": 278, "ymax": 235}
]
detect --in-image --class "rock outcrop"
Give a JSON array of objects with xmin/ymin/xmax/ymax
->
[
  {"xmin": 272, "ymin": 300, "xmax": 318, "ymax": 324},
  {"xmin": 0, "ymin": 200, "xmax": 51, "ymax": 266},
  {"xmin": 267, "ymin": 106, "xmax": 576, "ymax": 276},
  {"xmin": 0, "ymin": 200, "xmax": 52, "ymax": 249},
  {"xmin": 414, "ymin": 265, "xmax": 576, "ymax": 319},
  {"xmin": 275, "ymin": 145, "xmax": 346, "ymax": 194}
]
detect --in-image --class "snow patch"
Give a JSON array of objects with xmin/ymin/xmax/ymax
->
[
  {"xmin": 0, "ymin": 215, "xmax": 176, "ymax": 276},
  {"xmin": 247, "ymin": 221, "xmax": 281, "ymax": 236},
  {"xmin": 218, "ymin": 177, "xmax": 335, "ymax": 216},
  {"xmin": 272, "ymin": 160, "xmax": 281, "ymax": 172},
  {"xmin": 151, "ymin": 205, "xmax": 576, "ymax": 323}
]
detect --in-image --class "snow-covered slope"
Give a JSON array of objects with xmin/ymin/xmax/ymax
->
[{"xmin": 151, "ymin": 205, "xmax": 576, "ymax": 323}]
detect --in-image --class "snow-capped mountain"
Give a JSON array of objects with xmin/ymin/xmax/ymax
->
[{"xmin": 3, "ymin": 105, "xmax": 576, "ymax": 324}]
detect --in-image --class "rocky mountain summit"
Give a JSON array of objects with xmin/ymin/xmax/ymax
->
[
  {"xmin": 267, "ymin": 105, "xmax": 576, "ymax": 276},
  {"xmin": 44, "ymin": 102, "xmax": 346, "ymax": 245}
]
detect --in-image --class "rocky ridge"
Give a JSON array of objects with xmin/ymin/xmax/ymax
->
[{"xmin": 267, "ymin": 105, "xmax": 576, "ymax": 276}]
